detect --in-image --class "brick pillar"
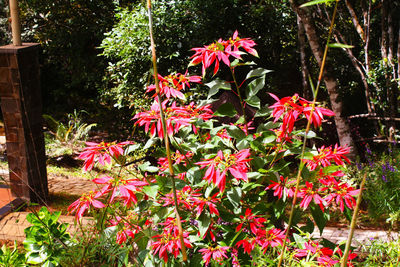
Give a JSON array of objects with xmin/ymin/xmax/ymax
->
[{"xmin": 0, "ymin": 43, "xmax": 48, "ymax": 203}]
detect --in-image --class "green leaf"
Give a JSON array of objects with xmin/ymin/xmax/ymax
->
[
  {"xmin": 247, "ymin": 77, "xmax": 265, "ymax": 98},
  {"xmin": 197, "ymin": 212, "xmax": 211, "ymax": 237},
  {"xmin": 143, "ymin": 137, "xmax": 158, "ymax": 150},
  {"xmin": 214, "ymin": 103, "xmax": 237, "ymax": 117},
  {"xmin": 124, "ymin": 143, "xmax": 141, "ymax": 155},
  {"xmin": 250, "ymin": 140, "xmax": 264, "ymax": 153},
  {"xmin": 328, "ymin": 43, "xmax": 354, "ymax": 49},
  {"xmin": 296, "ymin": 130, "xmax": 317, "ymax": 139},
  {"xmin": 227, "ymin": 187, "xmax": 242, "ymax": 209},
  {"xmin": 142, "ymin": 185, "xmax": 159, "ymax": 199},
  {"xmin": 300, "ymin": 0, "xmax": 335, "ymax": 7},
  {"xmin": 311, "ymin": 205, "xmax": 327, "ymax": 235},
  {"xmin": 245, "ymin": 95, "xmax": 260, "ymax": 109},
  {"xmin": 186, "ymin": 167, "xmax": 202, "ymax": 185},
  {"xmin": 300, "ymin": 217, "xmax": 315, "ymax": 234},
  {"xmin": 205, "ymin": 79, "xmax": 231, "ymax": 99},
  {"xmin": 226, "ymin": 125, "xmax": 246, "ymax": 140},
  {"xmin": 245, "ymin": 68, "xmax": 272, "ymax": 80},
  {"xmin": 236, "ymin": 139, "xmax": 250, "ymax": 150},
  {"xmin": 293, "ymin": 233, "xmax": 306, "ymax": 249},
  {"xmin": 254, "ymin": 105, "xmax": 271, "ymax": 118},
  {"xmin": 138, "ymin": 162, "xmax": 159, "ymax": 173}
]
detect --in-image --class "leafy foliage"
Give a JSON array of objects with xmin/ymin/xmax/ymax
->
[{"xmin": 23, "ymin": 207, "xmax": 74, "ymax": 266}]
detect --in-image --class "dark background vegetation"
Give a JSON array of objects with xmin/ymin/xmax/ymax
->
[{"xmin": 0, "ymin": 0, "xmax": 399, "ymax": 145}]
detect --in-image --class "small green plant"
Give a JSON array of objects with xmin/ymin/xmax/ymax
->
[
  {"xmin": 23, "ymin": 207, "xmax": 74, "ymax": 266},
  {"xmin": 60, "ymin": 226, "xmax": 131, "ymax": 266},
  {"xmin": 44, "ymin": 110, "xmax": 96, "ymax": 158},
  {"xmin": 361, "ymin": 238, "xmax": 400, "ymax": 266},
  {"xmin": 0, "ymin": 241, "xmax": 25, "ymax": 267}
]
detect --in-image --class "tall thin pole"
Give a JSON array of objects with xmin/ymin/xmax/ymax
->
[{"xmin": 9, "ymin": 0, "xmax": 22, "ymax": 46}]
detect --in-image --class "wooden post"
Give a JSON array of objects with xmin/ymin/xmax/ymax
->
[{"xmin": 9, "ymin": 0, "xmax": 22, "ymax": 46}]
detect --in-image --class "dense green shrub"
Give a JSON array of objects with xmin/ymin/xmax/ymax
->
[{"xmin": 100, "ymin": 0, "xmax": 298, "ymax": 110}]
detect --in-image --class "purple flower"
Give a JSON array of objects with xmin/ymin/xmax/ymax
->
[
  {"xmin": 356, "ymin": 162, "xmax": 363, "ymax": 171},
  {"xmin": 382, "ymin": 175, "xmax": 387, "ymax": 182},
  {"xmin": 366, "ymin": 147, "xmax": 372, "ymax": 155}
]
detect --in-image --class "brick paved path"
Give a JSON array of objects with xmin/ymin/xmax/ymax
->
[
  {"xmin": 0, "ymin": 169, "xmax": 97, "ymax": 196},
  {"xmin": 311, "ymin": 226, "xmax": 398, "ymax": 248}
]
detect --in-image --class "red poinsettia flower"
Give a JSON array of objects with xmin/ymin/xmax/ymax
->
[
  {"xmin": 134, "ymin": 100, "xmax": 213, "ymax": 139},
  {"xmin": 79, "ymin": 141, "xmax": 132, "ymax": 171},
  {"xmin": 68, "ymin": 191, "xmax": 105, "ymax": 221},
  {"xmin": 196, "ymin": 149, "xmax": 251, "ymax": 192},
  {"xmin": 304, "ymin": 144, "xmax": 351, "ymax": 171},
  {"xmin": 133, "ymin": 100, "xmax": 191, "ymax": 139},
  {"xmin": 199, "ymin": 245, "xmax": 230, "ymax": 265},
  {"xmin": 236, "ymin": 208, "xmax": 267, "ymax": 235},
  {"xmin": 151, "ymin": 230, "xmax": 192, "ymax": 263},
  {"xmin": 147, "ymin": 72, "xmax": 202, "ymax": 99},
  {"xmin": 108, "ymin": 216, "xmax": 141, "ymax": 245},
  {"xmin": 228, "ymin": 30, "xmax": 258, "ymax": 57},
  {"xmin": 257, "ymin": 228, "xmax": 285, "ymax": 252},
  {"xmin": 324, "ymin": 182, "xmax": 360, "ymax": 212},
  {"xmin": 92, "ymin": 176, "xmax": 148, "ymax": 206},
  {"xmin": 190, "ymin": 192, "xmax": 220, "ymax": 217},
  {"xmin": 266, "ymin": 175, "xmax": 295, "ymax": 199},
  {"xmin": 190, "ymin": 31, "xmax": 257, "ymax": 75},
  {"xmin": 160, "ymin": 185, "xmax": 200, "ymax": 210},
  {"xmin": 298, "ymin": 182, "xmax": 327, "ymax": 211},
  {"xmin": 295, "ymin": 240, "xmax": 333, "ymax": 258},
  {"xmin": 236, "ymin": 237, "xmax": 257, "ymax": 254}
]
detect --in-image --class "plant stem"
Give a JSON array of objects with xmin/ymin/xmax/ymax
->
[
  {"xmin": 230, "ymin": 67, "xmax": 247, "ymax": 127},
  {"xmin": 277, "ymin": 1, "xmax": 339, "ymax": 266},
  {"xmin": 340, "ymin": 172, "xmax": 367, "ymax": 266},
  {"xmin": 147, "ymin": 0, "xmax": 187, "ymax": 262}
]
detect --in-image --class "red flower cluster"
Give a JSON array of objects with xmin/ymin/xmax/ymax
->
[
  {"xmin": 109, "ymin": 215, "xmax": 141, "ymax": 245},
  {"xmin": 196, "ymin": 149, "xmax": 251, "ymax": 192},
  {"xmin": 236, "ymin": 208, "xmax": 267, "ymax": 235},
  {"xmin": 266, "ymin": 175, "xmax": 295, "ymax": 199},
  {"xmin": 79, "ymin": 141, "xmax": 132, "ymax": 171},
  {"xmin": 160, "ymin": 186, "xmax": 221, "ymax": 218},
  {"xmin": 190, "ymin": 30, "xmax": 258, "ymax": 75},
  {"xmin": 160, "ymin": 185, "xmax": 200, "ymax": 210},
  {"xmin": 199, "ymin": 245, "xmax": 230, "ymax": 265},
  {"xmin": 151, "ymin": 218, "xmax": 192, "ymax": 262},
  {"xmin": 92, "ymin": 175, "xmax": 148, "ymax": 207},
  {"xmin": 134, "ymin": 100, "xmax": 213, "ymax": 139},
  {"xmin": 147, "ymin": 72, "xmax": 201, "ymax": 99},
  {"xmin": 269, "ymin": 93, "xmax": 335, "ymax": 142},
  {"xmin": 303, "ymin": 144, "xmax": 351, "ymax": 171},
  {"xmin": 158, "ymin": 150, "xmax": 193, "ymax": 179},
  {"xmin": 236, "ymin": 213, "xmax": 285, "ymax": 255},
  {"xmin": 266, "ymin": 171, "xmax": 359, "ymax": 213},
  {"xmin": 68, "ymin": 191, "xmax": 104, "ymax": 221},
  {"xmin": 295, "ymin": 240, "xmax": 357, "ymax": 266}
]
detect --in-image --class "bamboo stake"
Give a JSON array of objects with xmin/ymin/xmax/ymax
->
[
  {"xmin": 340, "ymin": 173, "xmax": 367, "ymax": 266},
  {"xmin": 9, "ymin": 0, "xmax": 22, "ymax": 46},
  {"xmin": 146, "ymin": 0, "xmax": 187, "ymax": 262}
]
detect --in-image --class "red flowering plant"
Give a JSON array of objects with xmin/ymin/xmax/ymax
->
[{"xmin": 67, "ymin": 30, "xmax": 360, "ymax": 266}]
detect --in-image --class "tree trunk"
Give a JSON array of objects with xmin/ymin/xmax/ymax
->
[
  {"xmin": 289, "ymin": 0, "xmax": 358, "ymax": 159},
  {"xmin": 297, "ymin": 15, "xmax": 311, "ymax": 99}
]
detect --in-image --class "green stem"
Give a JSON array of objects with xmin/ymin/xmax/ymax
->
[
  {"xmin": 230, "ymin": 67, "xmax": 247, "ymax": 127},
  {"xmin": 277, "ymin": 1, "xmax": 339, "ymax": 266},
  {"xmin": 340, "ymin": 172, "xmax": 367, "ymax": 266},
  {"xmin": 147, "ymin": 0, "xmax": 187, "ymax": 262}
]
